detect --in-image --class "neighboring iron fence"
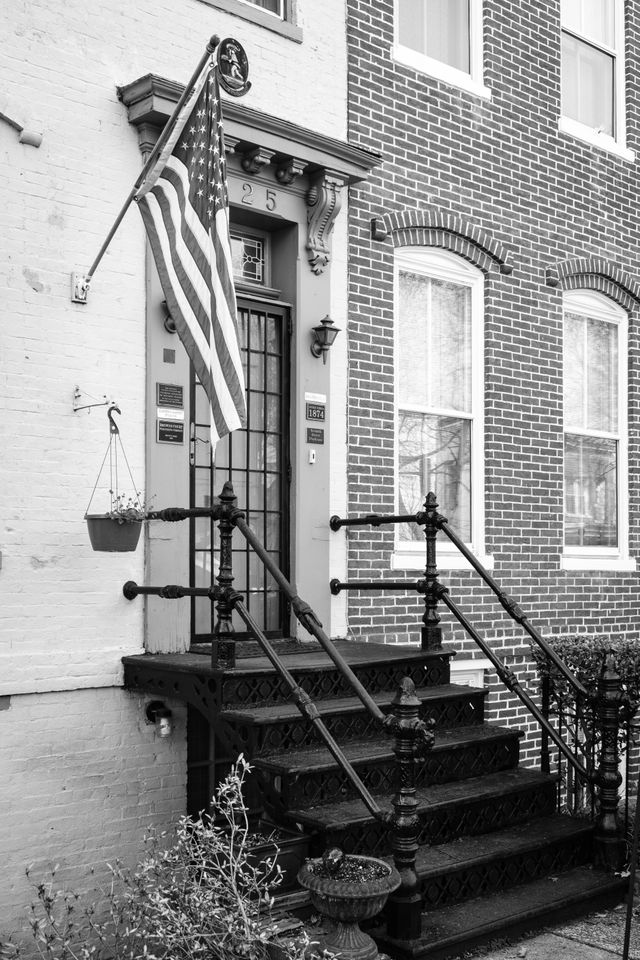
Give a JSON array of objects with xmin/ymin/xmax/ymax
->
[{"xmin": 531, "ymin": 634, "xmax": 640, "ymax": 838}]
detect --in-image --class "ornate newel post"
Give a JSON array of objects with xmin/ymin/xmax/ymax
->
[
  {"xmin": 384, "ymin": 677, "xmax": 434, "ymax": 941},
  {"xmin": 213, "ymin": 480, "xmax": 239, "ymax": 669},
  {"xmin": 421, "ymin": 492, "xmax": 443, "ymax": 651},
  {"xmin": 593, "ymin": 649, "xmax": 625, "ymax": 870}
]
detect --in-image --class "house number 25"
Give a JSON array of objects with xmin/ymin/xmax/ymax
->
[{"xmin": 241, "ymin": 183, "xmax": 277, "ymax": 211}]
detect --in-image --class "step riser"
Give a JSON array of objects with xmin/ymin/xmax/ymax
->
[
  {"xmin": 220, "ymin": 655, "xmax": 452, "ymax": 707},
  {"xmin": 227, "ymin": 691, "xmax": 487, "ymax": 756},
  {"xmin": 308, "ymin": 781, "xmax": 558, "ymax": 858},
  {"xmin": 261, "ymin": 736, "xmax": 520, "ymax": 808},
  {"xmin": 417, "ymin": 832, "xmax": 594, "ymax": 911}
]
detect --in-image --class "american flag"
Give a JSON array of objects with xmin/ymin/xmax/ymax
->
[{"xmin": 135, "ymin": 62, "xmax": 247, "ymax": 443}]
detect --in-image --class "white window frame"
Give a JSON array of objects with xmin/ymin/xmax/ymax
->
[
  {"xmin": 237, "ymin": 0, "xmax": 284, "ymax": 19},
  {"xmin": 392, "ymin": 247, "xmax": 491, "ymax": 572},
  {"xmin": 393, "ymin": 0, "xmax": 490, "ymax": 100},
  {"xmin": 561, "ymin": 290, "xmax": 635, "ymax": 571},
  {"xmin": 559, "ymin": 0, "xmax": 634, "ymax": 161}
]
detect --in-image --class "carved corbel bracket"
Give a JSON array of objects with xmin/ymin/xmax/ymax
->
[
  {"xmin": 276, "ymin": 157, "xmax": 306, "ymax": 185},
  {"xmin": 305, "ymin": 170, "xmax": 345, "ymax": 275},
  {"xmin": 224, "ymin": 134, "xmax": 241, "ymax": 155},
  {"xmin": 240, "ymin": 146, "xmax": 275, "ymax": 174}
]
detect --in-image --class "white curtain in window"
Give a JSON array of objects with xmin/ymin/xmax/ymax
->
[
  {"xmin": 564, "ymin": 312, "xmax": 617, "ymax": 432},
  {"xmin": 564, "ymin": 310, "xmax": 619, "ymax": 548},
  {"xmin": 397, "ymin": 0, "xmax": 470, "ymax": 72},
  {"xmin": 562, "ymin": 0, "xmax": 615, "ymax": 47},
  {"xmin": 562, "ymin": 33, "xmax": 614, "ymax": 134},
  {"xmin": 398, "ymin": 270, "xmax": 472, "ymax": 541},
  {"xmin": 398, "ymin": 272, "xmax": 471, "ymax": 411}
]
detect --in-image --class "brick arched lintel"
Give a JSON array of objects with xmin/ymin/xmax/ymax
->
[
  {"xmin": 371, "ymin": 210, "xmax": 513, "ymax": 275},
  {"xmin": 545, "ymin": 258, "xmax": 640, "ymax": 310}
]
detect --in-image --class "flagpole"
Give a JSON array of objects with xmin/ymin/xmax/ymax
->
[{"xmin": 76, "ymin": 34, "xmax": 220, "ymax": 298}]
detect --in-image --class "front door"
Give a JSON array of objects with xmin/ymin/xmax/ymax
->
[{"xmin": 190, "ymin": 297, "xmax": 291, "ymax": 642}]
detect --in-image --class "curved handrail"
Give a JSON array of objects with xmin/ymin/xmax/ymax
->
[
  {"xmin": 438, "ymin": 586, "xmax": 590, "ymax": 782},
  {"xmin": 122, "ymin": 579, "xmax": 389, "ymax": 824},
  {"xmin": 328, "ymin": 493, "xmax": 595, "ymax": 784},
  {"xmin": 437, "ymin": 516, "xmax": 588, "ymax": 699},
  {"xmin": 234, "ymin": 513, "xmax": 387, "ymax": 727}
]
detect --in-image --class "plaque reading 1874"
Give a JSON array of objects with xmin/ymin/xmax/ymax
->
[
  {"xmin": 157, "ymin": 420, "xmax": 184, "ymax": 444},
  {"xmin": 156, "ymin": 383, "xmax": 184, "ymax": 408}
]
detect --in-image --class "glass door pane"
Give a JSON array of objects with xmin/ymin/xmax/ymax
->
[{"xmin": 190, "ymin": 299, "xmax": 290, "ymax": 641}]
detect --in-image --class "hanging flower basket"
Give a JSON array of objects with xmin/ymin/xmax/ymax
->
[
  {"xmin": 85, "ymin": 515, "xmax": 143, "ymax": 553},
  {"xmin": 84, "ymin": 404, "xmax": 149, "ymax": 553}
]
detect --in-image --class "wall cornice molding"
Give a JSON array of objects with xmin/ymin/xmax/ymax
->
[{"xmin": 117, "ymin": 74, "xmax": 381, "ymax": 184}]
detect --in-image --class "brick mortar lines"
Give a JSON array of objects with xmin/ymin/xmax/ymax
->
[{"xmin": 345, "ymin": 0, "xmax": 640, "ymax": 644}]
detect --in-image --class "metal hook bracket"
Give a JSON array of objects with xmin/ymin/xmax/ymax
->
[
  {"xmin": 108, "ymin": 404, "xmax": 121, "ymax": 435},
  {"xmin": 73, "ymin": 386, "xmax": 116, "ymax": 413}
]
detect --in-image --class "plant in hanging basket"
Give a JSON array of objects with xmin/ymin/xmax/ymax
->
[
  {"xmin": 85, "ymin": 492, "xmax": 149, "ymax": 553},
  {"xmin": 84, "ymin": 405, "xmax": 151, "ymax": 553}
]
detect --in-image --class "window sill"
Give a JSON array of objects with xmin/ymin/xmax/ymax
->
[
  {"xmin": 391, "ymin": 549, "xmax": 494, "ymax": 572},
  {"xmin": 393, "ymin": 44, "xmax": 491, "ymax": 100},
  {"xmin": 558, "ymin": 116, "xmax": 635, "ymax": 163},
  {"xmin": 195, "ymin": 0, "xmax": 303, "ymax": 42},
  {"xmin": 560, "ymin": 554, "xmax": 638, "ymax": 572}
]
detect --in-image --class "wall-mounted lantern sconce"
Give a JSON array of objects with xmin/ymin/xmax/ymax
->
[
  {"xmin": 310, "ymin": 315, "xmax": 341, "ymax": 364},
  {"xmin": 145, "ymin": 700, "xmax": 173, "ymax": 738}
]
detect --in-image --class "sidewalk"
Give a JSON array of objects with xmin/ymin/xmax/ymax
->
[{"xmin": 459, "ymin": 903, "xmax": 639, "ymax": 960}]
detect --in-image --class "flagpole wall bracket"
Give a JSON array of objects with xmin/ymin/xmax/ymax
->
[
  {"xmin": 71, "ymin": 272, "xmax": 91, "ymax": 304},
  {"xmin": 73, "ymin": 387, "xmax": 114, "ymax": 413}
]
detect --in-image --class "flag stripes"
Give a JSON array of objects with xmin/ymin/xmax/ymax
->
[{"xmin": 135, "ymin": 62, "xmax": 246, "ymax": 444}]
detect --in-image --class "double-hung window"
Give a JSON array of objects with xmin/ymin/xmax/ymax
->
[
  {"xmin": 394, "ymin": 0, "xmax": 489, "ymax": 98},
  {"xmin": 393, "ymin": 249, "xmax": 488, "ymax": 570},
  {"xmin": 562, "ymin": 291, "xmax": 633, "ymax": 570},
  {"xmin": 560, "ymin": 0, "xmax": 632, "ymax": 157}
]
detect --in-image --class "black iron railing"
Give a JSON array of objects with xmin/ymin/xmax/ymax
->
[
  {"xmin": 124, "ymin": 480, "xmax": 433, "ymax": 941},
  {"xmin": 329, "ymin": 492, "xmax": 628, "ymax": 875}
]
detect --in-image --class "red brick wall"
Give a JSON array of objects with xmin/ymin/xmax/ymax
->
[{"xmin": 345, "ymin": 0, "xmax": 640, "ymax": 749}]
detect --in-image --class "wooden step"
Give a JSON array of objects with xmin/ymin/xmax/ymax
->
[
  {"xmin": 373, "ymin": 865, "xmax": 627, "ymax": 960},
  {"xmin": 403, "ymin": 815, "xmax": 595, "ymax": 909},
  {"xmin": 285, "ymin": 768, "xmax": 558, "ymax": 857},
  {"xmin": 219, "ymin": 684, "xmax": 487, "ymax": 755},
  {"xmin": 218, "ymin": 642, "xmax": 454, "ymax": 707},
  {"xmin": 254, "ymin": 724, "xmax": 522, "ymax": 807}
]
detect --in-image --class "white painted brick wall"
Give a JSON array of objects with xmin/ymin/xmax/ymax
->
[
  {"xmin": 0, "ymin": 0, "xmax": 348, "ymax": 695},
  {"xmin": 0, "ymin": 689, "xmax": 187, "ymax": 948}
]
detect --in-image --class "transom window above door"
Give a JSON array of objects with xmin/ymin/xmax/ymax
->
[
  {"xmin": 394, "ymin": 0, "xmax": 489, "ymax": 98},
  {"xmin": 231, "ymin": 233, "xmax": 266, "ymax": 285}
]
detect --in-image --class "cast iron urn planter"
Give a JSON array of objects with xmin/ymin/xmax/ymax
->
[
  {"xmin": 85, "ymin": 515, "xmax": 142, "ymax": 553},
  {"xmin": 297, "ymin": 849, "xmax": 401, "ymax": 960}
]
